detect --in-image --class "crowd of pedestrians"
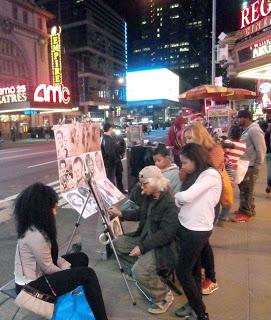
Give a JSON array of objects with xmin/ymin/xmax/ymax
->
[{"xmin": 11, "ymin": 109, "xmax": 269, "ymax": 320}]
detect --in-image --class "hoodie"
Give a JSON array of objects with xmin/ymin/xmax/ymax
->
[
  {"xmin": 161, "ymin": 163, "xmax": 181, "ymax": 194},
  {"xmin": 240, "ymin": 122, "xmax": 266, "ymax": 167}
]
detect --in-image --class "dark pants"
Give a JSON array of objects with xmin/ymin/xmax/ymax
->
[
  {"xmin": 200, "ymin": 203, "xmax": 219, "ymax": 282},
  {"xmin": 105, "ymin": 165, "xmax": 116, "ymax": 185},
  {"xmin": 176, "ymin": 224, "xmax": 211, "ymax": 317},
  {"xmin": 116, "ymin": 161, "xmax": 124, "ymax": 191},
  {"xmin": 200, "ymin": 242, "xmax": 216, "ymax": 282},
  {"xmin": 238, "ymin": 166, "xmax": 259, "ymax": 216},
  {"xmin": 16, "ymin": 252, "xmax": 108, "ymax": 320}
]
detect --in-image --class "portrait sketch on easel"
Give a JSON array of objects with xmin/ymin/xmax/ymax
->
[{"xmin": 54, "ymin": 123, "xmax": 124, "ymax": 219}]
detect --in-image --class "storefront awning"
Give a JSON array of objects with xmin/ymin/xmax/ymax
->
[{"xmin": 237, "ymin": 63, "xmax": 271, "ymax": 80}]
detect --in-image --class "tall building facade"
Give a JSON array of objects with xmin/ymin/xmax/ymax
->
[
  {"xmin": 0, "ymin": 0, "xmax": 54, "ymax": 139},
  {"xmin": 128, "ymin": 0, "xmax": 212, "ymax": 91},
  {"xmin": 37, "ymin": 0, "xmax": 127, "ymax": 120}
]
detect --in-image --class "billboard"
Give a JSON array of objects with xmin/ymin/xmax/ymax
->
[{"xmin": 126, "ymin": 68, "xmax": 179, "ymax": 102}]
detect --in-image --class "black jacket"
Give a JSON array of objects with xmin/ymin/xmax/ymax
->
[
  {"xmin": 121, "ymin": 190, "xmax": 178, "ymax": 274},
  {"xmin": 265, "ymin": 132, "xmax": 271, "ymax": 154},
  {"xmin": 101, "ymin": 134, "xmax": 119, "ymax": 167}
]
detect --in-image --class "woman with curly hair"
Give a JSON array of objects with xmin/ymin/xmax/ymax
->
[{"xmin": 14, "ymin": 182, "xmax": 108, "ymax": 320}]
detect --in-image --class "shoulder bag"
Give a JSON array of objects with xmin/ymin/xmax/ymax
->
[
  {"xmin": 14, "ymin": 242, "xmax": 57, "ymax": 319},
  {"xmin": 219, "ymin": 166, "xmax": 234, "ymax": 208}
]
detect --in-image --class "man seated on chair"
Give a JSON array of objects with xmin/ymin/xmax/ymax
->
[{"xmin": 108, "ymin": 166, "xmax": 178, "ymax": 315}]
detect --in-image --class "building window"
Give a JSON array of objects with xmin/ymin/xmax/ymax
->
[
  {"xmin": 170, "ymin": 4, "xmax": 180, "ymax": 9},
  {"xmin": 23, "ymin": 11, "xmax": 28, "ymax": 24},
  {"xmin": 170, "ymin": 15, "xmax": 179, "ymax": 19},
  {"xmin": 12, "ymin": 6, "xmax": 18, "ymax": 20},
  {"xmin": 38, "ymin": 17, "xmax": 43, "ymax": 30}
]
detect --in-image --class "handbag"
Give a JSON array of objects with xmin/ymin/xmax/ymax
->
[
  {"xmin": 14, "ymin": 242, "xmax": 57, "ymax": 319},
  {"xmin": 15, "ymin": 283, "xmax": 56, "ymax": 319},
  {"xmin": 52, "ymin": 286, "xmax": 96, "ymax": 320},
  {"xmin": 219, "ymin": 166, "xmax": 234, "ymax": 208},
  {"xmin": 235, "ymin": 159, "xmax": 249, "ymax": 184}
]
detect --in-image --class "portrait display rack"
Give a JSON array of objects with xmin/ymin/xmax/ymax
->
[{"xmin": 65, "ymin": 176, "xmax": 136, "ymax": 306}]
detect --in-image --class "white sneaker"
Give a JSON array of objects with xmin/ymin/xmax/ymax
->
[{"xmin": 148, "ymin": 290, "xmax": 174, "ymax": 314}]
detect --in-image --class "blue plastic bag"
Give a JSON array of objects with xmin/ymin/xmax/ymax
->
[{"xmin": 52, "ymin": 286, "xmax": 96, "ymax": 320}]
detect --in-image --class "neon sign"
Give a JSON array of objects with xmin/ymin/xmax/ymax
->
[
  {"xmin": 50, "ymin": 26, "xmax": 62, "ymax": 85},
  {"xmin": 252, "ymin": 38, "xmax": 271, "ymax": 58},
  {"xmin": 241, "ymin": 0, "xmax": 271, "ymax": 29},
  {"xmin": 0, "ymin": 85, "xmax": 27, "ymax": 104},
  {"xmin": 34, "ymin": 84, "xmax": 70, "ymax": 105}
]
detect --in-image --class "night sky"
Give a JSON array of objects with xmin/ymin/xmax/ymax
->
[{"xmin": 104, "ymin": 0, "xmax": 242, "ymax": 34}]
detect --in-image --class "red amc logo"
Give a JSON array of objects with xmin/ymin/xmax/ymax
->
[
  {"xmin": 241, "ymin": 0, "xmax": 271, "ymax": 29},
  {"xmin": 34, "ymin": 84, "xmax": 70, "ymax": 104}
]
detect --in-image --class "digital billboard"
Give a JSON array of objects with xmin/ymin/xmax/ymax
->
[{"xmin": 126, "ymin": 68, "xmax": 179, "ymax": 102}]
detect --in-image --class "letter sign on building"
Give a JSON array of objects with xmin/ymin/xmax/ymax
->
[
  {"xmin": 50, "ymin": 26, "xmax": 62, "ymax": 85},
  {"xmin": 34, "ymin": 84, "xmax": 71, "ymax": 105},
  {"xmin": 241, "ymin": 0, "xmax": 271, "ymax": 29},
  {"xmin": 241, "ymin": 0, "xmax": 271, "ymax": 37},
  {"xmin": 0, "ymin": 85, "xmax": 27, "ymax": 104}
]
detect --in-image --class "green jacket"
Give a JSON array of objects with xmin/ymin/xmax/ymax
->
[{"xmin": 122, "ymin": 190, "xmax": 178, "ymax": 274}]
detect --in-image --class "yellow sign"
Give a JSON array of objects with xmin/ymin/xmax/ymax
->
[{"xmin": 50, "ymin": 26, "xmax": 62, "ymax": 85}]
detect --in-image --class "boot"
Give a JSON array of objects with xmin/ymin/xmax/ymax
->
[
  {"xmin": 186, "ymin": 310, "xmax": 209, "ymax": 320},
  {"xmin": 197, "ymin": 313, "xmax": 209, "ymax": 320}
]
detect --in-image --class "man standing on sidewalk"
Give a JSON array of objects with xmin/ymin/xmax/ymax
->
[
  {"xmin": 101, "ymin": 123, "xmax": 118, "ymax": 185},
  {"xmin": 232, "ymin": 110, "xmax": 266, "ymax": 222}
]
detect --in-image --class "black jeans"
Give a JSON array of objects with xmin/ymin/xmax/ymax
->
[
  {"xmin": 200, "ymin": 204, "xmax": 218, "ymax": 282},
  {"xmin": 105, "ymin": 165, "xmax": 116, "ymax": 185},
  {"xmin": 115, "ymin": 160, "xmax": 124, "ymax": 191},
  {"xmin": 176, "ymin": 224, "xmax": 212, "ymax": 317},
  {"xmin": 200, "ymin": 241, "xmax": 216, "ymax": 282},
  {"xmin": 16, "ymin": 252, "xmax": 108, "ymax": 320}
]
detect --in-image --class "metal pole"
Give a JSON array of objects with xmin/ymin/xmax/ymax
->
[{"xmin": 211, "ymin": 0, "xmax": 216, "ymax": 85}]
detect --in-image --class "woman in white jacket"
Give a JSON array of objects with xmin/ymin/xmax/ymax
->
[
  {"xmin": 174, "ymin": 143, "xmax": 222, "ymax": 320},
  {"xmin": 14, "ymin": 182, "xmax": 108, "ymax": 320}
]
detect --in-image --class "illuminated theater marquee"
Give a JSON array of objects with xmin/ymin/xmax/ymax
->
[
  {"xmin": 34, "ymin": 84, "xmax": 71, "ymax": 105},
  {"xmin": 241, "ymin": 0, "xmax": 271, "ymax": 36},
  {"xmin": 0, "ymin": 85, "xmax": 27, "ymax": 104},
  {"xmin": 50, "ymin": 26, "xmax": 62, "ymax": 85},
  {"xmin": 252, "ymin": 38, "xmax": 271, "ymax": 58}
]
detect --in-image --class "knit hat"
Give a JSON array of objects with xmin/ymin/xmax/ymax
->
[
  {"xmin": 139, "ymin": 166, "xmax": 169, "ymax": 192},
  {"xmin": 190, "ymin": 113, "xmax": 204, "ymax": 121}
]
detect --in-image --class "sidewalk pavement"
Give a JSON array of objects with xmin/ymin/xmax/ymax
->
[
  {"xmin": 0, "ymin": 165, "xmax": 271, "ymax": 319},
  {"xmin": 1, "ymin": 138, "xmax": 54, "ymax": 149}
]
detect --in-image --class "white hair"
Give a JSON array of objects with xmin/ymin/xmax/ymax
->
[{"xmin": 142, "ymin": 176, "xmax": 169, "ymax": 193}]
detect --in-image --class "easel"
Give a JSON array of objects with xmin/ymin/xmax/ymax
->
[{"xmin": 65, "ymin": 177, "xmax": 136, "ymax": 305}]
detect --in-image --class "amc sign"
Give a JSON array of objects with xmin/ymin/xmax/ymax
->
[{"xmin": 34, "ymin": 84, "xmax": 70, "ymax": 105}]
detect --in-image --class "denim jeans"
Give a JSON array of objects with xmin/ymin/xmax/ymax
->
[
  {"xmin": 218, "ymin": 207, "xmax": 230, "ymax": 221},
  {"xmin": 238, "ymin": 166, "xmax": 259, "ymax": 216},
  {"xmin": 266, "ymin": 154, "xmax": 271, "ymax": 186}
]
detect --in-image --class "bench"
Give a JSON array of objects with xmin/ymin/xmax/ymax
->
[{"xmin": 0, "ymin": 279, "xmax": 20, "ymax": 320}]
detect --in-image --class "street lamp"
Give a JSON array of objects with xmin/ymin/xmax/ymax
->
[
  {"xmin": 211, "ymin": 0, "xmax": 216, "ymax": 85},
  {"xmin": 118, "ymin": 77, "xmax": 124, "ymax": 85}
]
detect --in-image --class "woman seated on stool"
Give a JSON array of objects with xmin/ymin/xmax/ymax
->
[{"xmin": 13, "ymin": 182, "xmax": 108, "ymax": 320}]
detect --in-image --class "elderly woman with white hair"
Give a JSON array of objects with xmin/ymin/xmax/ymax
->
[{"xmin": 108, "ymin": 166, "xmax": 178, "ymax": 315}]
